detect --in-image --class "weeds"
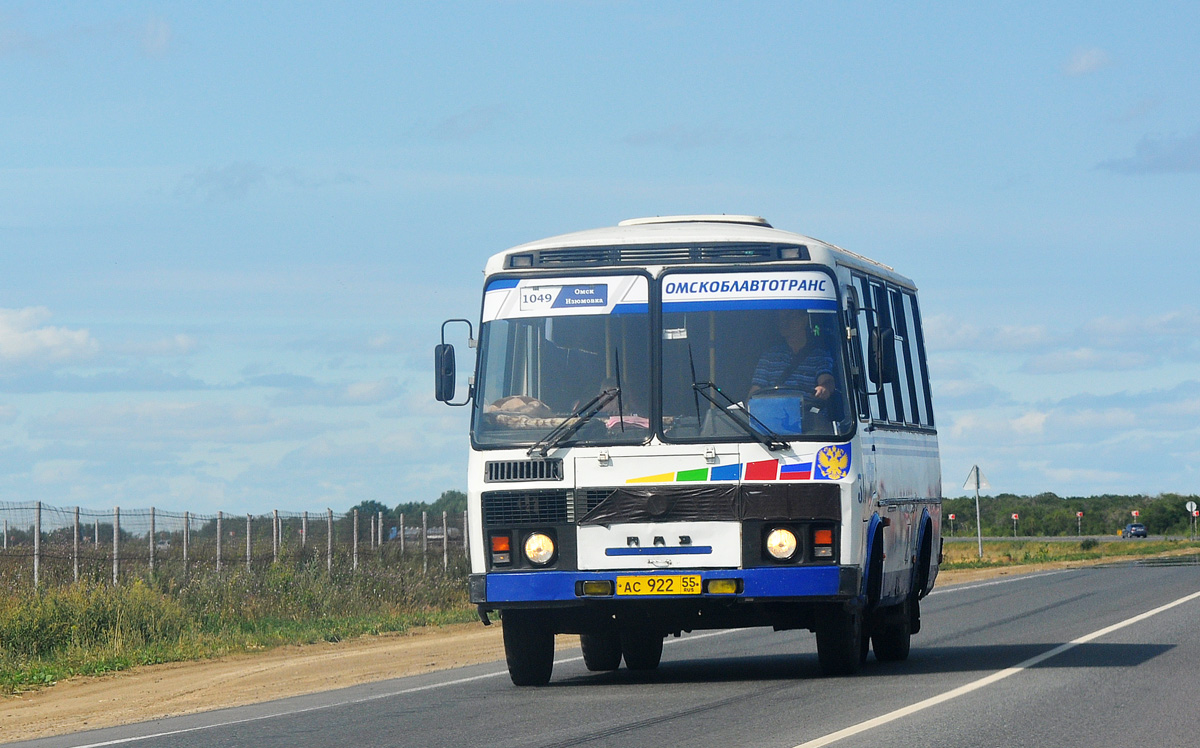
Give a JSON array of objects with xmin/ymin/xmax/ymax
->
[{"xmin": 0, "ymin": 555, "xmax": 473, "ymax": 694}]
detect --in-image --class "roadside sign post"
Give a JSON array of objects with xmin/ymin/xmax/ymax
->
[
  {"xmin": 1077, "ymin": 511, "xmax": 1083, "ymax": 537},
  {"xmin": 1187, "ymin": 502, "xmax": 1197, "ymax": 541},
  {"xmin": 948, "ymin": 513, "xmax": 956, "ymax": 537},
  {"xmin": 1012, "ymin": 513, "xmax": 1019, "ymax": 538},
  {"xmin": 963, "ymin": 465, "xmax": 990, "ymax": 559}
]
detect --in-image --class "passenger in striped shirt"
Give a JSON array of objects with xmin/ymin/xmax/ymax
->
[{"xmin": 748, "ymin": 309, "xmax": 835, "ymax": 400}]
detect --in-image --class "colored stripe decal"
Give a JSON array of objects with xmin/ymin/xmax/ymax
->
[
  {"xmin": 709, "ymin": 463, "xmax": 741, "ymax": 481},
  {"xmin": 676, "ymin": 468, "xmax": 709, "ymax": 482},
  {"xmin": 744, "ymin": 459, "xmax": 779, "ymax": 481},
  {"xmin": 627, "ymin": 472, "xmax": 675, "ymax": 484},
  {"xmin": 605, "ymin": 546, "xmax": 714, "ymax": 556},
  {"xmin": 486, "ymin": 278, "xmax": 519, "ymax": 290}
]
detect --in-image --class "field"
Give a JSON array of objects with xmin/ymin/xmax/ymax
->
[
  {"xmin": 0, "ymin": 554, "xmax": 473, "ymax": 694},
  {"xmin": 941, "ymin": 537, "xmax": 1200, "ymax": 568}
]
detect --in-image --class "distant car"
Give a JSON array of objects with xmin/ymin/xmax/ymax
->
[{"xmin": 1122, "ymin": 523, "xmax": 1147, "ymax": 538}]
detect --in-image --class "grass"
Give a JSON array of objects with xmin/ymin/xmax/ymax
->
[
  {"xmin": 941, "ymin": 538, "xmax": 1200, "ymax": 569},
  {"xmin": 0, "ymin": 555, "xmax": 475, "ymax": 694}
]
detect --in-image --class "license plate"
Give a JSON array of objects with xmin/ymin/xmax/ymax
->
[{"xmin": 615, "ymin": 575, "xmax": 701, "ymax": 596}]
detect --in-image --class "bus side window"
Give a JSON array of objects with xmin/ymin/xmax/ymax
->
[{"xmin": 905, "ymin": 291, "xmax": 935, "ymax": 427}]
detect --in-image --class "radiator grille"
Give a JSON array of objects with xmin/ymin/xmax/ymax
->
[
  {"xmin": 484, "ymin": 459, "xmax": 563, "ymax": 483},
  {"xmin": 481, "ymin": 490, "xmax": 570, "ymax": 526}
]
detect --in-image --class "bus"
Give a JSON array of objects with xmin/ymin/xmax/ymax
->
[{"xmin": 435, "ymin": 215, "xmax": 941, "ymax": 685}]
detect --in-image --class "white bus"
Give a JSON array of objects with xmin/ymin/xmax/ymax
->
[{"xmin": 435, "ymin": 215, "xmax": 941, "ymax": 685}]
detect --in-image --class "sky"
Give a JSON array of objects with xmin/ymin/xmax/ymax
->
[{"xmin": 2, "ymin": 1, "xmax": 1199, "ymax": 514}]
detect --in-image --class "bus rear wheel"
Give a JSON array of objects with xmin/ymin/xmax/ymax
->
[
  {"xmin": 502, "ymin": 610, "xmax": 554, "ymax": 686},
  {"xmin": 815, "ymin": 607, "xmax": 863, "ymax": 676},
  {"xmin": 620, "ymin": 629, "xmax": 664, "ymax": 670},
  {"xmin": 581, "ymin": 631, "xmax": 622, "ymax": 671}
]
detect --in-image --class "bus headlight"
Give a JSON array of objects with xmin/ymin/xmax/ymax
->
[
  {"xmin": 765, "ymin": 528, "xmax": 798, "ymax": 561},
  {"xmin": 524, "ymin": 532, "xmax": 556, "ymax": 565}
]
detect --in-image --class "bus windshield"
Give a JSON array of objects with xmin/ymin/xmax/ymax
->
[
  {"xmin": 471, "ymin": 269, "xmax": 854, "ymax": 448},
  {"xmin": 660, "ymin": 269, "xmax": 853, "ymax": 441},
  {"xmin": 473, "ymin": 275, "xmax": 652, "ymax": 448}
]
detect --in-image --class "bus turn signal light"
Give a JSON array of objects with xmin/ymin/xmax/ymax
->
[
  {"xmin": 813, "ymin": 529, "xmax": 834, "ymax": 558},
  {"xmin": 491, "ymin": 534, "xmax": 512, "ymax": 565}
]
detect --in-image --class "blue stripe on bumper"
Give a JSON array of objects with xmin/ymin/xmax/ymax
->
[{"xmin": 484, "ymin": 566, "xmax": 844, "ymax": 603}]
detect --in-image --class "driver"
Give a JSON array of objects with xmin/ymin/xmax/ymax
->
[{"xmin": 748, "ymin": 309, "xmax": 835, "ymax": 400}]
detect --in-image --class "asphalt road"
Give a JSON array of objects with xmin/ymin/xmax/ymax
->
[{"xmin": 12, "ymin": 557, "xmax": 1200, "ymax": 748}]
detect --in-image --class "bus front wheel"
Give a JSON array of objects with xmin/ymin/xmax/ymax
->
[
  {"xmin": 871, "ymin": 598, "xmax": 912, "ymax": 662},
  {"xmin": 621, "ymin": 629, "xmax": 664, "ymax": 670},
  {"xmin": 815, "ymin": 607, "xmax": 863, "ymax": 676},
  {"xmin": 581, "ymin": 631, "xmax": 622, "ymax": 671},
  {"xmin": 502, "ymin": 610, "xmax": 554, "ymax": 686}
]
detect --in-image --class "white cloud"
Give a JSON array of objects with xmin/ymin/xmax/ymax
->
[
  {"xmin": 1011, "ymin": 411, "xmax": 1047, "ymax": 435},
  {"xmin": 29, "ymin": 401, "xmax": 328, "ymax": 444},
  {"xmin": 0, "ymin": 307, "xmax": 98, "ymax": 364},
  {"xmin": 923, "ymin": 314, "xmax": 1058, "ymax": 354},
  {"xmin": 268, "ymin": 376, "xmax": 402, "ymax": 407},
  {"xmin": 141, "ymin": 16, "xmax": 170, "ymax": 58},
  {"xmin": 1064, "ymin": 47, "xmax": 1111, "ymax": 76},
  {"xmin": 1099, "ymin": 128, "xmax": 1200, "ymax": 174},
  {"xmin": 1022, "ymin": 347, "xmax": 1150, "ymax": 374}
]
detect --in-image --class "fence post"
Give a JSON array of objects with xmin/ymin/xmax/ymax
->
[
  {"xmin": 3, "ymin": 518, "xmax": 7, "ymax": 549},
  {"xmin": 422, "ymin": 511, "xmax": 428, "ymax": 574},
  {"xmin": 149, "ymin": 506, "xmax": 156, "ymax": 573},
  {"xmin": 378, "ymin": 511, "xmax": 384, "ymax": 548},
  {"xmin": 74, "ymin": 507, "xmax": 80, "ymax": 583},
  {"xmin": 302, "ymin": 511, "xmax": 308, "ymax": 548},
  {"xmin": 463, "ymin": 510, "xmax": 469, "ymax": 566},
  {"xmin": 352, "ymin": 509, "xmax": 359, "ymax": 571},
  {"xmin": 442, "ymin": 511, "xmax": 448, "ymax": 570},
  {"xmin": 399, "ymin": 514, "xmax": 405, "ymax": 555},
  {"xmin": 94, "ymin": 518, "xmax": 99, "ymax": 549},
  {"xmin": 326, "ymin": 509, "xmax": 333, "ymax": 572},
  {"xmin": 216, "ymin": 511, "xmax": 223, "ymax": 572},
  {"xmin": 369, "ymin": 513, "xmax": 375, "ymax": 550},
  {"xmin": 33, "ymin": 501, "xmax": 41, "ymax": 591},
  {"xmin": 272, "ymin": 509, "xmax": 279, "ymax": 563},
  {"xmin": 184, "ymin": 511, "xmax": 190, "ymax": 575},
  {"xmin": 113, "ymin": 506, "xmax": 120, "ymax": 585},
  {"xmin": 246, "ymin": 514, "xmax": 252, "ymax": 570}
]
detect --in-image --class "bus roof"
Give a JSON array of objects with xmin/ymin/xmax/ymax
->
[{"xmin": 484, "ymin": 216, "xmax": 914, "ymax": 289}]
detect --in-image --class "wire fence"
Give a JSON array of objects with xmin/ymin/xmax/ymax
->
[{"xmin": 0, "ymin": 501, "xmax": 468, "ymax": 590}]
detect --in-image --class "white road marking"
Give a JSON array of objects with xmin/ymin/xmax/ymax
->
[{"xmin": 790, "ymin": 587, "xmax": 1200, "ymax": 748}]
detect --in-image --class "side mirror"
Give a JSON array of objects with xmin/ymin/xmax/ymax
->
[
  {"xmin": 869, "ymin": 326, "xmax": 898, "ymax": 385},
  {"xmin": 434, "ymin": 343, "xmax": 456, "ymax": 402}
]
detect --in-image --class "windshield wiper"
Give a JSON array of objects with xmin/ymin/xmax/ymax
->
[
  {"xmin": 527, "ymin": 387, "xmax": 620, "ymax": 457},
  {"xmin": 691, "ymin": 382, "xmax": 788, "ymax": 450}
]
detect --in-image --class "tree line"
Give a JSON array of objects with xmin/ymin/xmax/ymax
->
[
  {"xmin": 942, "ymin": 492, "xmax": 1200, "ymax": 537},
  {"xmin": 350, "ymin": 490, "xmax": 467, "ymax": 523}
]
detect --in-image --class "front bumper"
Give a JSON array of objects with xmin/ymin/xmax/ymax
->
[{"xmin": 470, "ymin": 565, "xmax": 859, "ymax": 605}]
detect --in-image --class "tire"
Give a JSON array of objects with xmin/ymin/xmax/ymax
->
[
  {"xmin": 620, "ymin": 629, "xmax": 664, "ymax": 671},
  {"xmin": 815, "ymin": 607, "xmax": 863, "ymax": 676},
  {"xmin": 872, "ymin": 599, "xmax": 912, "ymax": 662},
  {"xmin": 502, "ymin": 610, "xmax": 554, "ymax": 686},
  {"xmin": 581, "ymin": 631, "xmax": 622, "ymax": 672}
]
